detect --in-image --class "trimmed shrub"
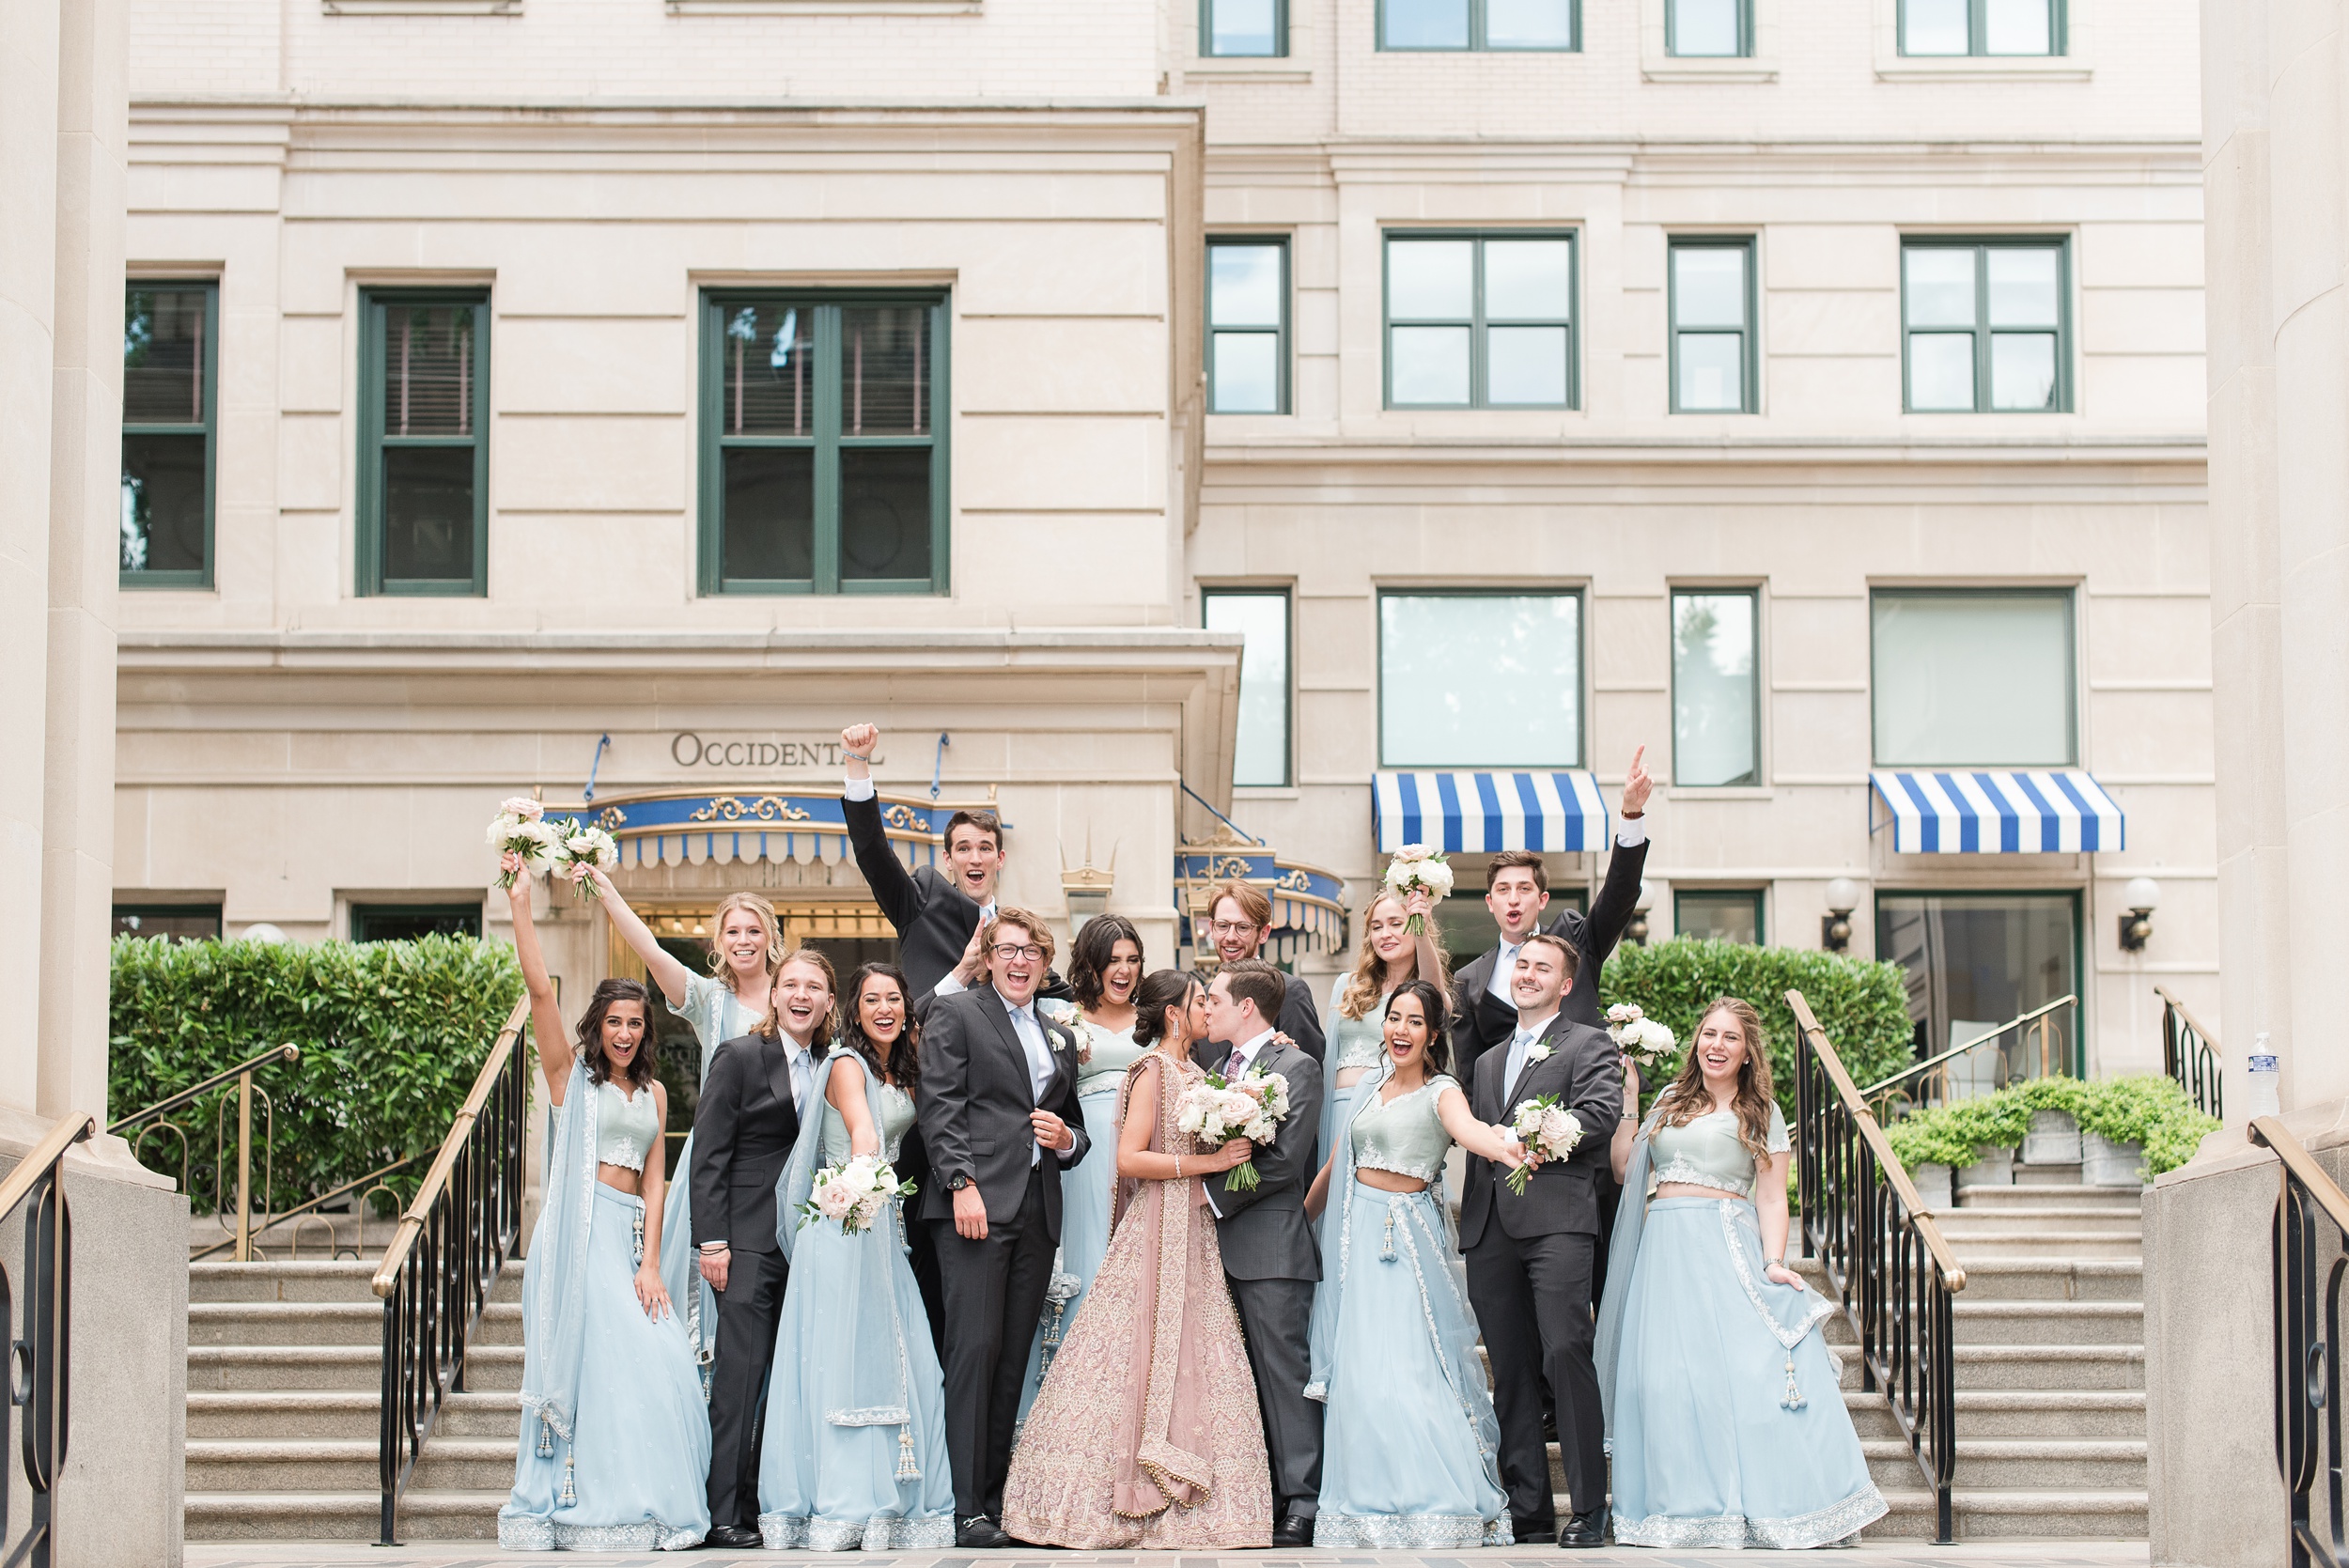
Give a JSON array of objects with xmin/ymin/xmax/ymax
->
[
  {"xmin": 110, "ymin": 933, "xmax": 524, "ymax": 1213},
  {"xmin": 1884, "ymin": 1073, "xmax": 2219, "ymax": 1181},
  {"xmin": 1599, "ymin": 939, "xmax": 1917, "ymax": 1124}
]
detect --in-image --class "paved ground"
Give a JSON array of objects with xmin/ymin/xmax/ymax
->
[{"xmin": 190, "ymin": 1544, "xmax": 2154, "ymax": 1568}]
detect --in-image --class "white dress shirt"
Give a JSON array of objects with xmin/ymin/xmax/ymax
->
[
  {"xmin": 1223, "ymin": 1026, "xmax": 1279, "ymax": 1079},
  {"xmin": 844, "ymin": 771, "xmax": 877, "ymax": 802},
  {"xmin": 1488, "ymin": 818, "xmax": 1645, "ymax": 1003},
  {"xmin": 1003, "ymin": 995, "xmax": 1074, "ymax": 1166}
]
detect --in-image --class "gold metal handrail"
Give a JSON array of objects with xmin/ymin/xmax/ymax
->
[
  {"xmin": 372, "ymin": 996, "xmax": 531, "ymax": 1297},
  {"xmin": 1788, "ymin": 991, "xmax": 1966, "ymax": 1291},
  {"xmin": 2249, "ymin": 1116, "xmax": 2349, "ymax": 1234},
  {"xmin": 191, "ymin": 1153, "xmax": 420, "ymax": 1263},
  {"xmin": 1860, "ymin": 993, "xmax": 2077, "ymax": 1113},
  {"xmin": 112, "ymin": 1041, "xmax": 302, "ymax": 1262},
  {"xmin": 0, "ymin": 1112, "xmax": 98, "ymax": 1218}
]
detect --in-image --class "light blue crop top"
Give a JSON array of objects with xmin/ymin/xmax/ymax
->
[
  {"xmin": 1348, "ymin": 1076, "xmax": 1460, "ymax": 1183},
  {"xmin": 1075, "ymin": 1023, "xmax": 1145, "ymax": 1095},
  {"xmin": 819, "ymin": 1079, "xmax": 918, "ymax": 1167},
  {"xmin": 595, "ymin": 1080, "xmax": 661, "ymax": 1172},
  {"xmin": 1646, "ymin": 1105, "xmax": 1791, "ymax": 1199},
  {"xmin": 1328, "ymin": 975, "xmax": 1391, "ymax": 1075}
]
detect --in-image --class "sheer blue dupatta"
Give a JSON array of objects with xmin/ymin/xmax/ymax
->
[
  {"xmin": 1593, "ymin": 1114, "xmax": 1657, "ymax": 1434},
  {"xmin": 1304, "ymin": 1055, "xmax": 1390, "ymax": 1403},
  {"xmin": 518, "ymin": 1058, "xmax": 599, "ymax": 1461}
]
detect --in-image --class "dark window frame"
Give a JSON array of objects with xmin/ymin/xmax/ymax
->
[
  {"xmin": 1674, "ymin": 887, "xmax": 1766, "ymax": 944},
  {"xmin": 1868, "ymin": 585, "xmax": 2079, "ymax": 767},
  {"xmin": 1669, "ymin": 584, "xmax": 1763, "ymax": 786},
  {"xmin": 1203, "ymin": 585, "xmax": 1295, "ymax": 787},
  {"xmin": 111, "ymin": 903, "xmax": 225, "ymax": 942},
  {"xmin": 120, "ymin": 280, "xmax": 220, "ymax": 590},
  {"xmin": 1668, "ymin": 236, "xmax": 1759, "ymax": 414},
  {"xmin": 1665, "ymin": 0, "xmax": 1751, "ymax": 54},
  {"xmin": 1897, "ymin": 0, "xmax": 2066, "ymax": 54},
  {"xmin": 696, "ymin": 288, "xmax": 951, "ymax": 598},
  {"xmin": 350, "ymin": 903, "xmax": 485, "ymax": 943},
  {"xmin": 1377, "ymin": 0, "xmax": 1582, "ymax": 49},
  {"xmin": 1874, "ymin": 887, "xmax": 2084, "ymax": 1076},
  {"xmin": 1376, "ymin": 586, "xmax": 1588, "ymax": 768},
  {"xmin": 1899, "ymin": 237, "xmax": 2072, "ymax": 414},
  {"xmin": 357, "ymin": 287, "xmax": 491, "ymax": 598},
  {"xmin": 1206, "ymin": 236, "xmax": 1293, "ymax": 416},
  {"xmin": 1201, "ymin": 0, "xmax": 1289, "ymax": 55},
  {"xmin": 1383, "ymin": 229, "xmax": 1580, "ymax": 411}
]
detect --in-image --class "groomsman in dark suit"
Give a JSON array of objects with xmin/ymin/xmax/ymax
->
[
  {"xmin": 1458, "ymin": 933, "xmax": 1624, "ymax": 1547},
  {"xmin": 1199, "ymin": 879, "xmax": 1327, "ymax": 1062},
  {"xmin": 915, "ymin": 908, "xmax": 1091, "ymax": 1548},
  {"xmin": 691, "ymin": 979, "xmax": 824, "ymax": 1550},
  {"xmin": 1450, "ymin": 745, "xmax": 1654, "ymax": 1087},
  {"xmin": 1193, "ymin": 958, "xmax": 1325, "ymax": 1547}
]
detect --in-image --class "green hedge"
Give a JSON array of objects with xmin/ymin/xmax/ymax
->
[
  {"xmin": 1883, "ymin": 1073, "xmax": 2219, "ymax": 1179},
  {"xmin": 110, "ymin": 934, "xmax": 524, "ymax": 1214},
  {"xmin": 1598, "ymin": 939, "xmax": 1917, "ymax": 1124}
]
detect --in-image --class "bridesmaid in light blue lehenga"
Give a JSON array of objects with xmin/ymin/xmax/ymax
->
[
  {"xmin": 1016, "ymin": 916, "xmax": 1146, "ymax": 1423},
  {"xmin": 1319, "ymin": 888, "xmax": 1448, "ymax": 1166},
  {"xmin": 590, "ymin": 872, "xmax": 778, "ymax": 1388},
  {"xmin": 756, "ymin": 965, "xmax": 954, "ymax": 1550},
  {"xmin": 1596, "ymin": 997, "xmax": 1887, "ymax": 1549},
  {"xmin": 496, "ymin": 860, "xmax": 710, "ymax": 1551},
  {"xmin": 1305, "ymin": 980, "xmax": 1522, "ymax": 1549}
]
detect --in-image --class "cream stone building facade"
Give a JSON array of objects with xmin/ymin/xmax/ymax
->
[{"xmin": 117, "ymin": 0, "xmax": 2211, "ymax": 1089}]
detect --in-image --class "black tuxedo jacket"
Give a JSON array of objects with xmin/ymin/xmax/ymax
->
[
  {"xmin": 1450, "ymin": 832, "xmax": 1648, "ymax": 1084},
  {"xmin": 914, "ymin": 983, "xmax": 1092, "ymax": 1234},
  {"xmin": 689, "ymin": 1032, "xmax": 804, "ymax": 1257},
  {"xmin": 1456, "ymin": 1012, "xmax": 1621, "ymax": 1250},
  {"xmin": 1188, "ymin": 1036, "xmax": 1324, "ymax": 1282},
  {"xmin": 843, "ymin": 791, "xmax": 1073, "ymax": 1006}
]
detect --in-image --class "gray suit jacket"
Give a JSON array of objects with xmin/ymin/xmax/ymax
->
[
  {"xmin": 1456, "ymin": 1012, "xmax": 1621, "ymax": 1249},
  {"xmin": 1191, "ymin": 1038, "xmax": 1324, "ymax": 1282},
  {"xmin": 914, "ymin": 983, "xmax": 1092, "ymax": 1236}
]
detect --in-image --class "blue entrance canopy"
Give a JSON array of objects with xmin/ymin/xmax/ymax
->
[
  {"xmin": 1372, "ymin": 770, "xmax": 1610, "ymax": 854},
  {"xmin": 1869, "ymin": 769, "xmax": 2125, "ymax": 854}
]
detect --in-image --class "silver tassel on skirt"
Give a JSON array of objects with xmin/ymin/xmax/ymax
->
[
  {"xmin": 559, "ymin": 1451, "xmax": 577, "ymax": 1507},
  {"xmin": 1380, "ymin": 1202, "xmax": 1397, "ymax": 1263},
  {"xmin": 1781, "ymin": 1349, "xmax": 1807, "ymax": 1411},
  {"xmin": 896, "ymin": 1425, "xmax": 921, "ymax": 1483}
]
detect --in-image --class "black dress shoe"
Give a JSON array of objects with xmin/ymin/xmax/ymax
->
[
  {"xmin": 1272, "ymin": 1514, "xmax": 1315, "ymax": 1547},
  {"xmin": 1558, "ymin": 1512, "xmax": 1607, "ymax": 1548},
  {"xmin": 957, "ymin": 1515, "xmax": 1013, "ymax": 1548},
  {"xmin": 1515, "ymin": 1524, "xmax": 1558, "ymax": 1544},
  {"xmin": 703, "ymin": 1523, "xmax": 762, "ymax": 1550}
]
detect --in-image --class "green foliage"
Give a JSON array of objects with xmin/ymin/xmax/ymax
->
[
  {"xmin": 1885, "ymin": 1072, "xmax": 2221, "ymax": 1182},
  {"xmin": 110, "ymin": 934, "xmax": 523, "ymax": 1214},
  {"xmin": 1599, "ymin": 939, "xmax": 1916, "ymax": 1124}
]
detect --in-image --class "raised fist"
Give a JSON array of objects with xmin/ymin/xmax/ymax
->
[{"xmin": 842, "ymin": 723, "xmax": 879, "ymax": 759}]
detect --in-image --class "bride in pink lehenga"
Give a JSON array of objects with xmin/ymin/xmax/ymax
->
[{"xmin": 1001, "ymin": 970, "xmax": 1274, "ymax": 1549}]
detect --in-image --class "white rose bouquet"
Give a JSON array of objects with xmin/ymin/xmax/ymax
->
[
  {"xmin": 550, "ymin": 816, "xmax": 620, "ymax": 900},
  {"xmin": 1505, "ymin": 1094, "xmax": 1584, "ymax": 1195},
  {"xmin": 1175, "ymin": 1066, "xmax": 1291, "ymax": 1192},
  {"xmin": 1382, "ymin": 844, "xmax": 1455, "ymax": 935},
  {"xmin": 1606, "ymin": 1002, "xmax": 1679, "ymax": 1070},
  {"xmin": 797, "ymin": 1154, "xmax": 917, "ymax": 1235},
  {"xmin": 486, "ymin": 798, "xmax": 562, "ymax": 889}
]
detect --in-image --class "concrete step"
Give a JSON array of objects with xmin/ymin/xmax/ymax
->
[
  {"xmin": 471, "ymin": 1301, "xmax": 524, "ymax": 1346},
  {"xmin": 1951, "ymin": 1260, "xmax": 2142, "ymax": 1302},
  {"xmin": 1871, "ymin": 1487, "xmax": 2148, "ymax": 1539},
  {"xmin": 1865, "ymin": 1438, "xmax": 2145, "ymax": 1490},
  {"xmin": 459, "ymin": 1343, "xmax": 524, "ymax": 1391},
  {"xmin": 1954, "ymin": 1184, "xmax": 2142, "ymax": 1213},
  {"xmin": 1953, "ymin": 1343, "xmax": 2143, "ymax": 1391},
  {"xmin": 1952, "ymin": 1299, "xmax": 2143, "ymax": 1346},
  {"xmin": 1935, "ymin": 1205, "xmax": 2146, "ymax": 1234},
  {"xmin": 436, "ymin": 1390, "xmax": 523, "ymax": 1439},
  {"xmin": 1840, "ymin": 1389, "xmax": 2147, "ymax": 1443},
  {"xmin": 186, "ymin": 1436, "xmax": 517, "ymax": 1494},
  {"xmin": 188, "ymin": 1346, "xmax": 380, "ymax": 1391},
  {"xmin": 188, "ymin": 1390, "xmax": 379, "ymax": 1441},
  {"xmin": 189, "ymin": 1261, "xmax": 382, "ymax": 1304},
  {"xmin": 188, "ymin": 1302, "xmax": 381, "ymax": 1347},
  {"xmin": 1938, "ymin": 1229, "xmax": 2144, "ymax": 1260},
  {"xmin": 185, "ymin": 1489, "xmax": 502, "ymax": 1542}
]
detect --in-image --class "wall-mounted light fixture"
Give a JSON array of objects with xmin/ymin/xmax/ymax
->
[
  {"xmin": 1062, "ymin": 843, "xmax": 1117, "ymax": 932},
  {"xmin": 1626, "ymin": 880, "xmax": 1654, "ymax": 947},
  {"xmin": 1822, "ymin": 877, "xmax": 1862, "ymax": 954},
  {"xmin": 2119, "ymin": 876, "xmax": 2160, "ymax": 953}
]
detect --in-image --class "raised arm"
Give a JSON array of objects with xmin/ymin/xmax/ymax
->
[
  {"xmin": 829, "ymin": 1055, "xmax": 880, "ymax": 1158},
  {"xmin": 504, "ymin": 854, "xmax": 574, "ymax": 1104},
  {"xmin": 1610, "ymin": 1057, "xmax": 1641, "ymax": 1183},
  {"xmin": 840, "ymin": 723, "xmax": 924, "ymax": 934},
  {"xmin": 583, "ymin": 865, "xmax": 695, "ymax": 1008},
  {"xmin": 1401, "ymin": 887, "xmax": 1450, "ymax": 990},
  {"xmin": 1436, "ymin": 1082, "xmax": 1528, "ymax": 1169},
  {"xmin": 1561, "ymin": 745, "xmax": 1653, "ymax": 970}
]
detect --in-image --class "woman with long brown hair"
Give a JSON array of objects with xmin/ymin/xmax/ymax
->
[
  {"xmin": 1318, "ymin": 884, "xmax": 1448, "ymax": 1163},
  {"xmin": 1594, "ymin": 998, "xmax": 1884, "ymax": 1548}
]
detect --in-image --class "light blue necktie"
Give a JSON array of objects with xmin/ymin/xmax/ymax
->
[{"xmin": 1507, "ymin": 1028, "xmax": 1535, "ymax": 1093}]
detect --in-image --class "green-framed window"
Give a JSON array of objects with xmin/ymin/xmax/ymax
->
[
  {"xmin": 1378, "ymin": 590, "xmax": 1583, "ymax": 767},
  {"xmin": 1380, "ymin": 0, "xmax": 1578, "ymax": 48},
  {"xmin": 358, "ymin": 290, "xmax": 489, "ymax": 597},
  {"xmin": 350, "ymin": 903, "xmax": 484, "ymax": 942},
  {"xmin": 112, "ymin": 903, "xmax": 223, "ymax": 942},
  {"xmin": 1900, "ymin": 0, "xmax": 2062, "ymax": 54},
  {"xmin": 1385, "ymin": 232, "xmax": 1577, "ymax": 410},
  {"xmin": 1203, "ymin": 0, "xmax": 1286, "ymax": 54},
  {"xmin": 1667, "ymin": 0, "xmax": 1749, "ymax": 54},
  {"xmin": 121, "ymin": 283, "xmax": 218, "ymax": 587},
  {"xmin": 698, "ymin": 291, "xmax": 948, "ymax": 596},
  {"xmin": 1204, "ymin": 588, "xmax": 1293, "ymax": 786},
  {"xmin": 1902, "ymin": 240, "xmax": 2069, "ymax": 412},
  {"xmin": 1207, "ymin": 239, "xmax": 1289, "ymax": 414},
  {"xmin": 1672, "ymin": 588, "xmax": 1760, "ymax": 785},
  {"xmin": 1676, "ymin": 888, "xmax": 1764, "ymax": 944},
  {"xmin": 1669, "ymin": 238, "xmax": 1756, "ymax": 413},
  {"xmin": 1871, "ymin": 588, "xmax": 2076, "ymax": 766}
]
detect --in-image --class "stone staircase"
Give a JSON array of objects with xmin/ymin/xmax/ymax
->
[{"xmin": 184, "ymin": 1257, "xmax": 519, "ymax": 1540}]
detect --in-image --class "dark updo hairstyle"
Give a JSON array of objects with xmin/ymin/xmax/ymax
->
[
  {"xmin": 1384, "ymin": 978, "xmax": 1454, "ymax": 1078},
  {"xmin": 1068, "ymin": 915, "xmax": 1144, "ymax": 1011},
  {"xmin": 577, "ymin": 977, "xmax": 659, "ymax": 1089},
  {"xmin": 1129, "ymin": 969, "xmax": 1204, "ymax": 1052},
  {"xmin": 841, "ymin": 961, "xmax": 921, "ymax": 1089}
]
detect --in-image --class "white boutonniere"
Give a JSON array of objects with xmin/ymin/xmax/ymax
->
[{"xmin": 1525, "ymin": 1043, "xmax": 1552, "ymax": 1063}]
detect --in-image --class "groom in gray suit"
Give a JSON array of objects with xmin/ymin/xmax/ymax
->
[{"xmin": 1194, "ymin": 958, "xmax": 1325, "ymax": 1547}]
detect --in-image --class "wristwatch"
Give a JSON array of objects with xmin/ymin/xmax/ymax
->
[{"xmin": 948, "ymin": 1174, "xmax": 971, "ymax": 1191}]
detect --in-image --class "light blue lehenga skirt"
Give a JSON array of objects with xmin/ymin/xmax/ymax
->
[
  {"xmin": 500, "ymin": 1183, "xmax": 713, "ymax": 1551},
  {"xmin": 1313, "ymin": 1182, "xmax": 1511, "ymax": 1549},
  {"xmin": 754, "ymin": 1197, "xmax": 955, "ymax": 1550},
  {"xmin": 1015, "ymin": 1082, "xmax": 1121, "ymax": 1423},
  {"xmin": 1605, "ymin": 1197, "xmax": 1887, "ymax": 1549}
]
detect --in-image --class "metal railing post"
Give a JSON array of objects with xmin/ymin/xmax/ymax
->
[{"xmin": 234, "ymin": 1069, "xmax": 254, "ymax": 1263}]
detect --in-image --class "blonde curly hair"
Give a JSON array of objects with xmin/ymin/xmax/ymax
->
[{"xmin": 1337, "ymin": 889, "xmax": 1452, "ymax": 1021}]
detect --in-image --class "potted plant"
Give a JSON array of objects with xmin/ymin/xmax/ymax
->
[
  {"xmin": 1885, "ymin": 1114, "xmax": 1973, "ymax": 1210},
  {"xmin": 2012, "ymin": 1076, "xmax": 2090, "ymax": 1169},
  {"xmin": 2075, "ymin": 1075, "xmax": 2214, "ymax": 1186}
]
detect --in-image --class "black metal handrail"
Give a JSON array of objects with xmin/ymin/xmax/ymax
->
[
  {"xmin": 1790, "ymin": 988, "xmax": 1967, "ymax": 1544},
  {"xmin": 1, "ymin": 1111, "xmax": 97, "ymax": 1568},
  {"xmin": 2157, "ymin": 985, "xmax": 2223, "ymax": 1121},
  {"xmin": 2248, "ymin": 1114, "xmax": 2349, "ymax": 1568},
  {"xmin": 373, "ymin": 996, "xmax": 531, "ymax": 1545}
]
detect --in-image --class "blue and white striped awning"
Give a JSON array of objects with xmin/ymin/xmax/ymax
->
[
  {"xmin": 1373, "ymin": 770, "xmax": 1610, "ymax": 854},
  {"xmin": 1870, "ymin": 769, "xmax": 2125, "ymax": 854}
]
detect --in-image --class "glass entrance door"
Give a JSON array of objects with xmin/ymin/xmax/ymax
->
[{"xmin": 1875, "ymin": 891, "xmax": 2080, "ymax": 1089}]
